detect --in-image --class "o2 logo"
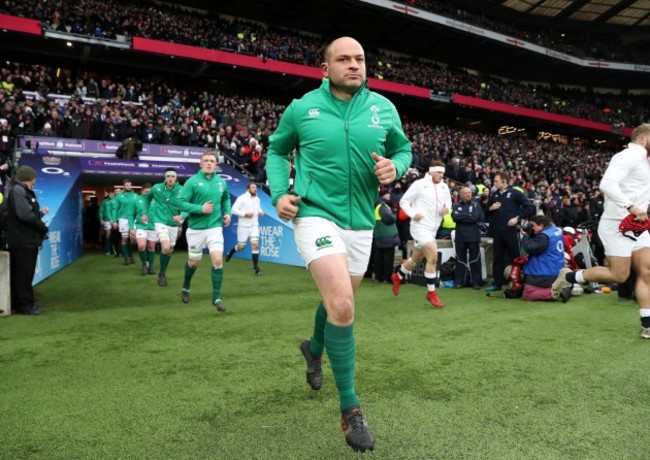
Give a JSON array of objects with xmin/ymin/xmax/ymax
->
[{"xmin": 41, "ymin": 167, "xmax": 70, "ymax": 177}]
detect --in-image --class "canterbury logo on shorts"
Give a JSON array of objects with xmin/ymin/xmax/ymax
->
[{"xmin": 315, "ymin": 236, "xmax": 333, "ymax": 249}]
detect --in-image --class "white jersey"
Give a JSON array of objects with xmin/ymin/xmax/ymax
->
[
  {"xmin": 400, "ymin": 174, "xmax": 452, "ymax": 230},
  {"xmin": 600, "ymin": 142, "xmax": 650, "ymax": 221},
  {"xmin": 231, "ymin": 191, "xmax": 262, "ymax": 227}
]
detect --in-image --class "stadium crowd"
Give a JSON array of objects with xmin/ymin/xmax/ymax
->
[
  {"xmin": 0, "ymin": 58, "xmax": 613, "ymax": 236},
  {"xmin": 2, "ymin": 0, "xmax": 649, "ymax": 127}
]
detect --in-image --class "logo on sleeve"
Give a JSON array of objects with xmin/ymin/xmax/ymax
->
[{"xmin": 308, "ymin": 108, "xmax": 320, "ymax": 118}]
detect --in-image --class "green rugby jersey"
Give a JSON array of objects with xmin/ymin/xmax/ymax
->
[
  {"xmin": 179, "ymin": 170, "xmax": 232, "ymax": 230},
  {"xmin": 144, "ymin": 182, "xmax": 184, "ymax": 227},
  {"xmin": 267, "ymin": 78, "xmax": 412, "ymax": 230}
]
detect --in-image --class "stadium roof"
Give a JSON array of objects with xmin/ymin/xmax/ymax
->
[{"xmin": 455, "ymin": 0, "xmax": 650, "ymax": 28}]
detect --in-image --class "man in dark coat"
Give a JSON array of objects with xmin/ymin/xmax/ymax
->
[
  {"xmin": 451, "ymin": 186, "xmax": 484, "ymax": 289},
  {"xmin": 485, "ymin": 171, "xmax": 536, "ymax": 291},
  {"xmin": 6, "ymin": 165, "xmax": 48, "ymax": 315}
]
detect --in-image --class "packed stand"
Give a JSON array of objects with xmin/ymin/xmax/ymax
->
[
  {"xmin": 2, "ymin": 0, "xmax": 649, "ymax": 127},
  {"xmin": 0, "ymin": 60, "xmax": 618, "ymax": 237}
]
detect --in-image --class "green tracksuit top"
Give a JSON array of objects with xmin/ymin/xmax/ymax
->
[
  {"xmin": 266, "ymin": 78, "xmax": 412, "ymax": 230},
  {"xmin": 98, "ymin": 197, "xmax": 111, "ymax": 222},
  {"xmin": 179, "ymin": 170, "xmax": 231, "ymax": 230},
  {"xmin": 144, "ymin": 182, "xmax": 184, "ymax": 227},
  {"xmin": 113, "ymin": 190, "xmax": 137, "ymax": 223},
  {"xmin": 135, "ymin": 193, "xmax": 155, "ymax": 231},
  {"xmin": 107, "ymin": 197, "xmax": 119, "ymax": 222}
]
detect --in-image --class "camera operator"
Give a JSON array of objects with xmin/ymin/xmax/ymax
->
[{"xmin": 520, "ymin": 215, "xmax": 572, "ymax": 303}]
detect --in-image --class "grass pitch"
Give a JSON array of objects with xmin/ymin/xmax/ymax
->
[{"xmin": 1, "ymin": 252, "xmax": 646, "ymax": 459}]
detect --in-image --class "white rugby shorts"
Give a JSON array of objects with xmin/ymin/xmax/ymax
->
[
  {"xmin": 136, "ymin": 229, "xmax": 157, "ymax": 241},
  {"xmin": 118, "ymin": 218, "xmax": 133, "ymax": 234},
  {"xmin": 237, "ymin": 224, "xmax": 260, "ymax": 244},
  {"xmin": 293, "ymin": 216, "xmax": 372, "ymax": 276},
  {"xmin": 155, "ymin": 223, "xmax": 180, "ymax": 246},
  {"xmin": 598, "ymin": 218, "xmax": 650, "ymax": 257},
  {"xmin": 186, "ymin": 227, "xmax": 224, "ymax": 258},
  {"xmin": 410, "ymin": 223, "xmax": 440, "ymax": 249}
]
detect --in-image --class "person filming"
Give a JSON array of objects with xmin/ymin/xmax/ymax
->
[{"xmin": 520, "ymin": 215, "xmax": 572, "ymax": 302}]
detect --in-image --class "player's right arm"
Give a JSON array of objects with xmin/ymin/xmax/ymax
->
[
  {"xmin": 266, "ymin": 102, "xmax": 298, "ymax": 207},
  {"xmin": 599, "ymin": 152, "xmax": 635, "ymax": 209}
]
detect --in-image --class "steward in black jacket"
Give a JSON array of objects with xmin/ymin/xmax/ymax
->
[
  {"xmin": 485, "ymin": 172, "xmax": 535, "ymax": 291},
  {"xmin": 451, "ymin": 187, "xmax": 484, "ymax": 288},
  {"xmin": 6, "ymin": 166, "xmax": 48, "ymax": 314}
]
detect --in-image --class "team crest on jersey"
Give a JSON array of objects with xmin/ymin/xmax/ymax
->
[
  {"xmin": 308, "ymin": 108, "xmax": 320, "ymax": 118},
  {"xmin": 368, "ymin": 105, "xmax": 383, "ymax": 129}
]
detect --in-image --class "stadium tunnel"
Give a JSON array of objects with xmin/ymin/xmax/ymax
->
[{"xmin": 16, "ymin": 144, "xmax": 304, "ymax": 285}]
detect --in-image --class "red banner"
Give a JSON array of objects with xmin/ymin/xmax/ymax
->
[
  {"xmin": 132, "ymin": 37, "xmax": 431, "ymax": 99},
  {"xmin": 452, "ymin": 94, "xmax": 614, "ymax": 133},
  {"xmin": 0, "ymin": 14, "xmax": 41, "ymax": 35}
]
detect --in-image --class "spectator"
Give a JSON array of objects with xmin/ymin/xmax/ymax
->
[
  {"xmin": 371, "ymin": 188, "xmax": 400, "ymax": 284},
  {"xmin": 0, "ymin": 119, "xmax": 13, "ymax": 192},
  {"xmin": 451, "ymin": 186, "xmax": 484, "ymax": 289}
]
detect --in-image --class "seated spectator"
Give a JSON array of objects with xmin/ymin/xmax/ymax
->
[
  {"xmin": 520, "ymin": 215, "xmax": 572, "ymax": 302},
  {"xmin": 39, "ymin": 122, "xmax": 57, "ymax": 137}
]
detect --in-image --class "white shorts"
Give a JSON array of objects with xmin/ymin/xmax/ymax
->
[
  {"xmin": 136, "ymin": 229, "xmax": 157, "ymax": 241},
  {"xmin": 599, "ymin": 218, "xmax": 650, "ymax": 257},
  {"xmin": 186, "ymin": 227, "xmax": 224, "ymax": 259},
  {"xmin": 102, "ymin": 221, "xmax": 112, "ymax": 231},
  {"xmin": 410, "ymin": 224, "xmax": 439, "ymax": 249},
  {"xmin": 155, "ymin": 223, "xmax": 180, "ymax": 246},
  {"xmin": 293, "ymin": 216, "xmax": 372, "ymax": 276},
  {"xmin": 237, "ymin": 225, "xmax": 260, "ymax": 244},
  {"xmin": 118, "ymin": 218, "xmax": 133, "ymax": 234}
]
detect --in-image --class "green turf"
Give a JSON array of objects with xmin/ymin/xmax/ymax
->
[{"xmin": 1, "ymin": 252, "xmax": 646, "ymax": 459}]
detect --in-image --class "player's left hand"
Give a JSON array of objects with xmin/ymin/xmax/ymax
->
[
  {"xmin": 372, "ymin": 152, "xmax": 396, "ymax": 185},
  {"xmin": 223, "ymin": 214, "xmax": 231, "ymax": 226}
]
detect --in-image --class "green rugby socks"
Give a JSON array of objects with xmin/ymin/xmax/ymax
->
[
  {"xmin": 183, "ymin": 263, "xmax": 196, "ymax": 290},
  {"xmin": 211, "ymin": 267, "xmax": 224, "ymax": 302},
  {"xmin": 160, "ymin": 253, "xmax": 171, "ymax": 274},
  {"xmin": 324, "ymin": 321, "xmax": 360, "ymax": 411},
  {"xmin": 310, "ymin": 302, "xmax": 327, "ymax": 356}
]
